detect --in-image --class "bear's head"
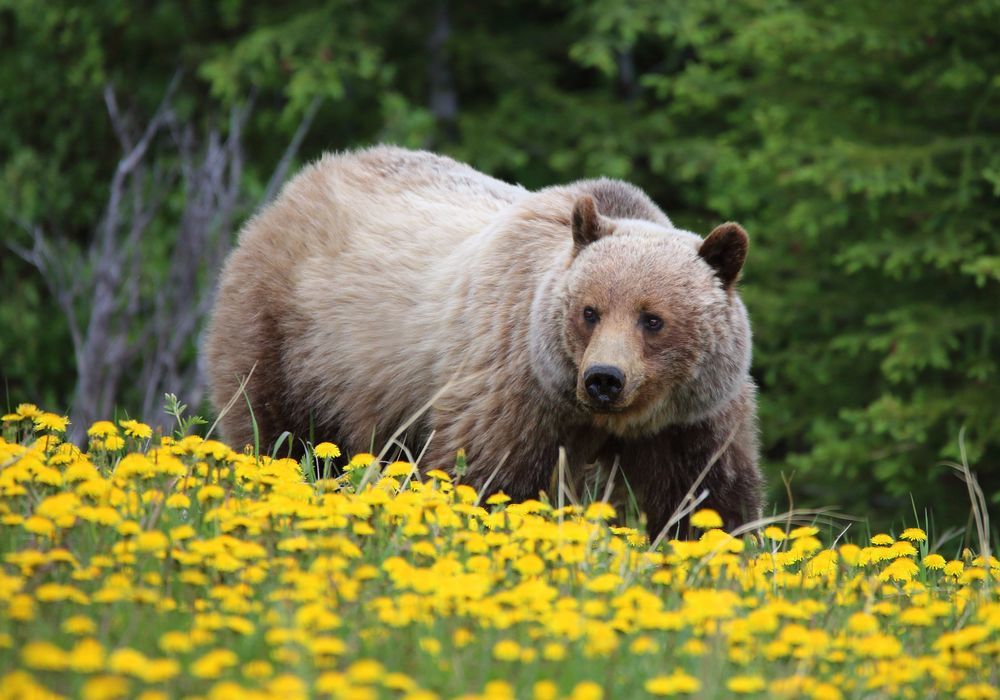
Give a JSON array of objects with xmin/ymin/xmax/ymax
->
[{"xmin": 554, "ymin": 195, "xmax": 752, "ymax": 437}]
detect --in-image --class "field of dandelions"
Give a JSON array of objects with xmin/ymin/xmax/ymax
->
[{"xmin": 1, "ymin": 402, "xmax": 998, "ymax": 700}]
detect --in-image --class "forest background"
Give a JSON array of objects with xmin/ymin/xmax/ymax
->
[{"xmin": 2, "ymin": 0, "xmax": 998, "ymax": 530}]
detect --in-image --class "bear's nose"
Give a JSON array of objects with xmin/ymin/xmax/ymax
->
[{"xmin": 584, "ymin": 365, "xmax": 625, "ymax": 406}]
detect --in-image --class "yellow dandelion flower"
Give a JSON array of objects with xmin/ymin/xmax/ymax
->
[
  {"xmin": 645, "ymin": 670, "xmax": 701, "ymax": 695},
  {"xmin": 899, "ymin": 527, "xmax": 927, "ymax": 541},
  {"xmin": 956, "ymin": 683, "xmax": 999, "ymax": 700},
  {"xmin": 22, "ymin": 640, "xmax": 69, "ymax": 670},
  {"xmin": 586, "ymin": 573, "xmax": 622, "ymax": 593},
  {"xmin": 870, "ymin": 533, "xmax": 894, "ymax": 546},
  {"xmin": 314, "ymin": 442, "xmax": 341, "ymax": 459},
  {"xmin": 190, "ymin": 648, "xmax": 238, "ymax": 679},
  {"xmin": 165, "ymin": 492, "xmax": 191, "ymax": 509},
  {"xmin": 119, "ymin": 419, "xmax": 153, "ymax": 439},
  {"xmin": 811, "ymin": 684, "xmax": 843, "ymax": 700},
  {"xmin": 419, "ymin": 637, "xmax": 441, "ymax": 657},
  {"xmin": 879, "ymin": 557, "xmax": 919, "ymax": 582},
  {"xmin": 920, "ymin": 553, "xmax": 945, "ymax": 569},
  {"xmin": 316, "ymin": 673, "xmax": 347, "ymax": 694},
  {"xmin": 92, "ymin": 434, "xmax": 125, "ymax": 451},
  {"xmin": 493, "ymin": 639, "xmax": 522, "ymax": 661},
  {"xmin": 534, "ymin": 680, "xmax": 559, "ymax": 700},
  {"xmin": 87, "ymin": 421, "xmax": 119, "ymax": 438},
  {"xmin": 23, "ymin": 516, "xmax": 55, "ymax": 537},
  {"xmin": 629, "ymin": 636, "xmax": 659, "ymax": 655},
  {"xmin": 14, "ymin": 403, "xmax": 42, "ymax": 419},
  {"xmin": 267, "ymin": 675, "xmax": 307, "ymax": 697},
  {"xmin": 514, "ymin": 554, "xmax": 545, "ymax": 577},
  {"xmin": 136, "ymin": 692, "xmax": 168, "ymax": 700},
  {"xmin": 847, "ymin": 612, "xmax": 879, "ymax": 634},
  {"xmin": 346, "ymin": 659, "xmax": 385, "ymax": 684},
  {"xmin": 384, "ymin": 461, "xmax": 414, "ymax": 477},
  {"xmin": 159, "ymin": 631, "xmax": 194, "ymax": 654},
  {"xmin": 68, "ymin": 638, "xmax": 106, "ymax": 673},
  {"xmin": 899, "ymin": 606, "xmax": 934, "ymax": 626},
  {"xmin": 727, "ymin": 675, "xmax": 766, "ymax": 693},
  {"xmin": 763, "ymin": 525, "xmax": 787, "ymax": 541},
  {"xmin": 484, "ymin": 680, "xmax": 515, "ymax": 699},
  {"xmin": 690, "ymin": 508, "xmax": 723, "ymax": 529},
  {"xmin": 82, "ymin": 675, "xmax": 130, "ymax": 700},
  {"xmin": 403, "ymin": 691, "xmax": 439, "ymax": 700},
  {"xmin": 34, "ymin": 412, "xmax": 69, "ymax": 433},
  {"xmin": 197, "ymin": 484, "xmax": 226, "ymax": 503},
  {"xmin": 63, "ymin": 615, "xmax": 97, "ymax": 636},
  {"xmin": 424, "ymin": 468, "xmax": 452, "ymax": 482},
  {"xmin": 570, "ymin": 681, "xmax": 603, "ymax": 700},
  {"xmin": 486, "ymin": 491, "xmax": 511, "ymax": 505},
  {"xmin": 35, "ymin": 492, "xmax": 80, "ymax": 521},
  {"xmin": 383, "ymin": 673, "xmax": 417, "ymax": 692},
  {"xmin": 943, "ymin": 560, "xmax": 965, "ymax": 577},
  {"xmin": 789, "ymin": 526, "xmax": 819, "ymax": 539},
  {"xmin": 584, "ymin": 501, "xmax": 616, "ymax": 520},
  {"xmin": 346, "ymin": 453, "xmax": 378, "ymax": 472}
]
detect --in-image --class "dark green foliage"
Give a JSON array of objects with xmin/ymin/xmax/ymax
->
[{"xmin": 1, "ymin": 0, "xmax": 997, "ymax": 526}]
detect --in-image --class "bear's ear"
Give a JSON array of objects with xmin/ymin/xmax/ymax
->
[
  {"xmin": 571, "ymin": 195, "xmax": 613, "ymax": 252},
  {"xmin": 699, "ymin": 222, "xmax": 749, "ymax": 289}
]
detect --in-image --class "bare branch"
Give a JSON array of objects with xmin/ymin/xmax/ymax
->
[{"xmin": 260, "ymin": 95, "xmax": 321, "ymax": 207}]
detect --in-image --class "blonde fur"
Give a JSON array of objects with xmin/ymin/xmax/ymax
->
[{"xmin": 205, "ymin": 145, "xmax": 763, "ymax": 533}]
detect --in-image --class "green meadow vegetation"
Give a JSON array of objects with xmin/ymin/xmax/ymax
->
[{"xmin": 0, "ymin": 406, "xmax": 997, "ymax": 699}]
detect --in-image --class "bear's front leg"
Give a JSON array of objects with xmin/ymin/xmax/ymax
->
[{"xmin": 615, "ymin": 393, "xmax": 763, "ymax": 541}]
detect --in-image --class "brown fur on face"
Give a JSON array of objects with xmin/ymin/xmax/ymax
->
[
  {"xmin": 205, "ymin": 148, "xmax": 763, "ymax": 538},
  {"xmin": 560, "ymin": 216, "xmax": 751, "ymax": 438}
]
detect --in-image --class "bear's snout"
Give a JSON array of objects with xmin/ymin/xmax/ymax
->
[{"xmin": 583, "ymin": 365, "xmax": 625, "ymax": 408}]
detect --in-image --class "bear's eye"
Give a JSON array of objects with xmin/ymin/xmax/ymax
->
[
  {"xmin": 583, "ymin": 306, "xmax": 599, "ymax": 324},
  {"xmin": 642, "ymin": 314, "xmax": 664, "ymax": 332}
]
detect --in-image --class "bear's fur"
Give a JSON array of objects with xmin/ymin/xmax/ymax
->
[{"xmin": 205, "ymin": 145, "xmax": 763, "ymax": 536}]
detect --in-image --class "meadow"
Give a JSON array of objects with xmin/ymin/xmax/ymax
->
[{"xmin": 0, "ymin": 403, "xmax": 997, "ymax": 699}]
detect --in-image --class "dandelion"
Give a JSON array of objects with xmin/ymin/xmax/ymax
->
[
  {"xmin": 899, "ymin": 527, "xmax": 927, "ymax": 542},
  {"xmin": 584, "ymin": 501, "xmax": 616, "ymax": 520},
  {"xmin": 763, "ymin": 525, "xmax": 787, "ymax": 541},
  {"xmin": 190, "ymin": 649, "xmax": 238, "ymax": 679},
  {"xmin": 943, "ymin": 560, "xmax": 965, "ymax": 577},
  {"xmin": 7, "ymin": 403, "xmax": 42, "ymax": 420},
  {"xmin": 534, "ymin": 680, "xmax": 559, "ymax": 700},
  {"xmin": 542, "ymin": 642, "xmax": 566, "ymax": 661},
  {"xmin": 727, "ymin": 675, "xmax": 766, "ymax": 693},
  {"xmin": 346, "ymin": 659, "xmax": 385, "ymax": 684},
  {"xmin": 314, "ymin": 442, "xmax": 341, "ymax": 459},
  {"xmin": 120, "ymin": 420, "xmax": 153, "ymax": 439},
  {"xmin": 493, "ymin": 640, "xmax": 522, "ymax": 661},
  {"xmin": 690, "ymin": 508, "xmax": 723, "ymax": 529},
  {"xmin": 483, "ymin": 680, "xmax": 515, "ymax": 699},
  {"xmin": 34, "ymin": 413, "xmax": 69, "ymax": 433},
  {"xmin": 956, "ymin": 684, "xmax": 999, "ymax": 700},
  {"xmin": 645, "ymin": 670, "xmax": 701, "ymax": 695},
  {"xmin": 346, "ymin": 453, "xmax": 378, "ymax": 472},
  {"xmin": 63, "ymin": 615, "xmax": 97, "ymax": 636},
  {"xmin": 385, "ymin": 461, "xmax": 414, "ymax": 477},
  {"xmin": 570, "ymin": 681, "xmax": 603, "ymax": 700},
  {"xmin": 82, "ymin": 675, "xmax": 130, "ymax": 700},
  {"xmin": 87, "ymin": 421, "xmax": 119, "ymax": 438}
]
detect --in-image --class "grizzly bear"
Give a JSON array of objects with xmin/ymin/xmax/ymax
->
[{"xmin": 205, "ymin": 145, "xmax": 763, "ymax": 536}]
